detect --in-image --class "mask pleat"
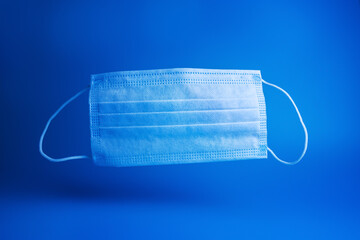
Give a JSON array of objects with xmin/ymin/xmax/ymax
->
[
  {"xmin": 93, "ymin": 84, "xmax": 257, "ymax": 102},
  {"xmin": 98, "ymin": 122, "xmax": 260, "ymax": 155},
  {"xmin": 98, "ymin": 109, "xmax": 259, "ymax": 127},
  {"xmin": 97, "ymin": 98, "xmax": 257, "ymax": 114}
]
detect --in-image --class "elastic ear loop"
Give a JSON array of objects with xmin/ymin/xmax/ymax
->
[
  {"xmin": 261, "ymin": 79, "xmax": 308, "ymax": 165},
  {"xmin": 39, "ymin": 86, "xmax": 90, "ymax": 162}
]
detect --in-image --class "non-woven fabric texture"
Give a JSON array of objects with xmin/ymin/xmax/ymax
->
[{"xmin": 89, "ymin": 68, "xmax": 267, "ymax": 166}]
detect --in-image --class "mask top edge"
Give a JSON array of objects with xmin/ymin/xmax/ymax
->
[{"xmin": 91, "ymin": 68, "xmax": 261, "ymax": 81}]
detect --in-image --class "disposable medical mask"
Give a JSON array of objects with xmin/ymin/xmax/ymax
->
[{"xmin": 39, "ymin": 68, "xmax": 308, "ymax": 166}]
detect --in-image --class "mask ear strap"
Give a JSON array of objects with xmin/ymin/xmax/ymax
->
[
  {"xmin": 39, "ymin": 86, "xmax": 91, "ymax": 162},
  {"xmin": 261, "ymin": 79, "xmax": 308, "ymax": 165}
]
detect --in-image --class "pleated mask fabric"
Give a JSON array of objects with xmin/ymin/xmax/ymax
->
[{"xmin": 89, "ymin": 69, "xmax": 267, "ymax": 166}]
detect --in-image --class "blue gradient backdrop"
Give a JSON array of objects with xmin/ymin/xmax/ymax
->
[{"xmin": 1, "ymin": 0, "xmax": 360, "ymax": 239}]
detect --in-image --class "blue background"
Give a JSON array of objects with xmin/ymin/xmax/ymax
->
[{"xmin": 1, "ymin": 0, "xmax": 360, "ymax": 239}]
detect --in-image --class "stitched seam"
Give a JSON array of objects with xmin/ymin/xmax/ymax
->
[
  {"xmin": 93, "ymin": 71, "xmax": 259, "ymax": 80},
  {"xmin": 255, "ymin": 79, "xmax": 267, "ymax": 155},
  {"xmin": 94, "ymin": 79, "xmax": 258, "ymax": 88},
  {"xmin": 94, "ymin": 97, "xmax": 254, "ymax": 104},
  {"xmin": 89, "ymin": 88, "xmax": 101, "ymax": 160},
  {"xmin": 94, "ymin": 149, "xmax": 266, "ymax": 166}
]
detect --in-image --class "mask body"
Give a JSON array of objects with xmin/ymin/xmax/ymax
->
[{"xmin": 89, "ymin": 68, "xmax": 267, "ymax": 166}]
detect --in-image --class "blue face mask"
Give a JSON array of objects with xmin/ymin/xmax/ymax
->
[{"xmin": 39, "ymin": 68, "xmax": 308, "ymax": 166}]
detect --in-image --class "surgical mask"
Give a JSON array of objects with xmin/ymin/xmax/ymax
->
[{"xmin": 39, "ymin": 68, "xmax": 308, "ymax": 166}]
